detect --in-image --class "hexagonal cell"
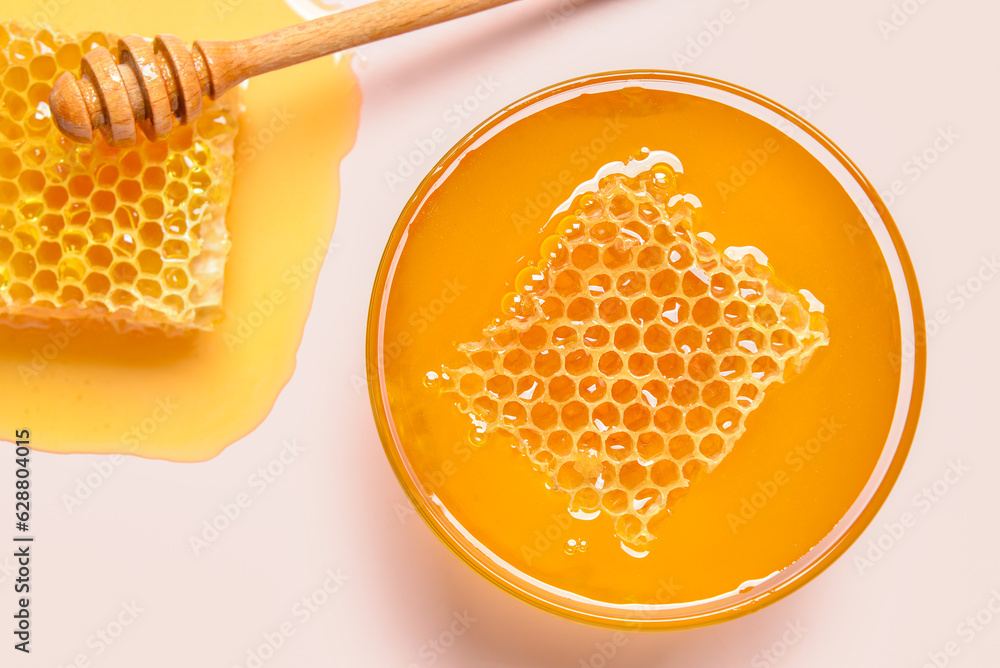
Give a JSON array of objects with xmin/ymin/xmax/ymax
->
[
  {"xmin": 630, "ymin": 297, "xmax": 659, "ymax": 325},
  {"xmin": 770, "ymin": 328, "xmax": 799, "ymax": 356},
  {"xmin": 590, "ymin": 220, "xmax": 618, "ymax": 243},
  {"xmin": 548, "ymin": 375, "xmax": 576, "ymax": 402},
  {"xmin": 515, "ymin": 375, "xmax": 544, "ymax": 402},
  {"xmin": 681, "ymin": 270, "xmax": 709, "ymax": 297},
  {"xmin": 616, "ymin": 270, "xmax": 646, "ymax": 296},
  {"xmin": 602, "ymin": 489, "xmax": 628, "ymax": 514},
  {"xmin": 671, "ymin": 379, "xmax": 699, "ymax": 407},
  {"xmin": 561, "ymin": 401, "xmax": 589, "ymax": 431},
  {"xmin": 593, "ymin": 374, "xmax": 630, "ymax": 403},
  {"xmin": 110, "ymin": 262, "xmax": 138, "ymax": 286},
  {"xmin": 564, "ymin": 349, "xmax": 593, "ymax": 375},
  {"xmin": 736, "ymin": 328, "xmax": 765, "ymax": 354},
  {"xmin": 627, "ymin": 352, "xmax": 654, "ymax": 377},
  {"xmin": 738, "ymin": 279, "xmax": 763, "ymax": 301},
  {"xmin": 3, "ymin": 66, "xmax": 29, "ymax": 92},
  {"xmin": 16, "ymin": 169, "xmax": 43, "ymax": 194},
  {"xmin": 566, "ymin": 296, "xmax": 595, "ymax": 322},
  {"xmin": 622, "ymin": 403, "xmax": 651, "ymax": 431},
  {"xmin": 660, "ymin": 296, "xmax": 688, "ymax": 325},
  {"xmin": 618, "ymin": 461, "xmax": 647, "ymax": 490},
  {"xmin": 0, "ymin": 237, "xmax": 14, "ymax": 262},
  {"xmin": 604, "ymin": 432, "xmax": 633, "ymax": 462},
  {"xmin": 688, "ymin": 352, "xmax": 716, "ymax": 382},
  {"xmin": 534, "ymin": 349, "xmax": 562, "ymax": 377},
  {"xmin": 637, "ymin": 432, "xmax": 665, "ymax": 463},
  {"xmin": 538, "ymin": 295, "xmax": 564, "ymax": 320},
  {"xmin": 701, "ymin": 380, "xmax": 730, "ymax": 408},
  {"xmin": 501, "ymin": 401, "xmax": 528, "ymax": 427},
  {"xmin": 649, "ymin": 268, "xmax": 679, "ymax": 297},
  {"xmin": 667, "ymin": 243, "xmax": 694, "ymax": 270},
  {"xmin": 723, "ymin": 300, "xmax": 749, "ymax": 326},
  {"xmin": 716, "ymin": 407, "xmax": 742, "ymax": 434},
  {"xmin": 592, "ymin": 402, "xmax": 620, "ymax": 431},
  {"xmin": 36, "ymin": 240, "xmax": 61, "ymax": 266},
  {"xmin": 636, "ymin": 246, "xmax": 664, "ymax": 270},
  {"xmin": 460, "ymin": 372, "xmax": 484, "ymax": 396},
  {"xmin": 684, "ymin": 406, "xmax": 713, "ymax": 432},
  {"xmin": 706, "ymin": 326, "xmax": 732, "ymax": 353},
  {"xmin": 90, "ymin": 190, "xmax": 116, "ymax": 214},
  {"xmin": 42, "ymin": 185, "xmax": 68, "ymax": 209},
  {"xmin": 547, "ymin": 430, "xmax": 574, "ymax": 457},
  {"xmin": 9, "ymin": 251, "xmax": 36, "ymax": 279},
  {"xmin": 597, "ymin": 350, "xmax": 623, "ymax": 376},
  {"xmin": 530, "ymin": 402, "xmax": 559, "ymax": 430},
  {"xmin": 163, "ymin": 267, "xmax": 189, "ymax": 290},
  {"xmin": 12, "ymin": 223, "xmax": 39, "ymax": 250},
  {"xmin": 751, "ymin": 355, "xmax": 780, "ymax": 381},
  {"xmin": 583, "ymin": 324, "xmax": 610, "ymax": 347},
  {"xmin": 578, "ymin": 376, "xmax": 607, "ymax": 402},
  {"xmin": 587, "ymin": 273, "xmax": 612, "ymax": 297},
  {"xmin": 462, "ymin": 356, "xmax": 493, "ymax": 380},
  {"xmin": 614, "ymin": 323, "xmax": 640, "ymax": 350},
  {"xmin": 674, "ymin": 326, "xmax": 702, "ymax": 354},
  {"xmin": 138, "ymin": 222, "xmax": 164, "ymax": 248},
  {"xmin": 115, "ymin": 179, "xmax": 142, "ymax": 203},
  {"xmin": 710, "ymin": 272, "xmax": 735, "ymax": 298},
  {"xmin": 682, "ymin": 459, "xmax": 707, "ymax": 483},
  {"xmin": 607, "ymin": 194, "xmax": 633, "ymax": 221},
  {"xmin": 692, "ymin": 297, "xmax": 721, "ymax": 326},
  {"xmin": 161, "ymin": 239, "xmax": 191, "ymax": 260},
  {"xmin": 87, "ymin": 218, "xmax": 113, "ymax": 243},
  {"xmin": 656, "ymin": 352, "xmax": 684, "ymax": 379},
  {"xmin": 719, "ymin": 355, "xmax": 747, "ymax": 379},
  {"xmin": 598, "ymin": 296, "xmax": 627, "ymax": 323},
  {"xmin": 633, "ymin": 488, "xmax": 661, "ymax": 514},
  {"xmin": 556, "ymin": 461, "xmax": 585, "ymax": 489},
  {"xmin": 570, "ymin": 244, "xmax": 599, "ymax": 270},
  {"xmin": 699, "ymin": 434, "xmax": 725, "ymax": 460},
  {"xmin": 601, "ymin": 244, "xmax": 630, "ymax": 270},
  {"xmin": 485, "ymin": 375, "xmax": 514, "ymax": 399}
]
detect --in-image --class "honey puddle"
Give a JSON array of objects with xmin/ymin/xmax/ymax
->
[{"xmin": 0, "ymin": 0, "xmax": 361, "ymax": 461}]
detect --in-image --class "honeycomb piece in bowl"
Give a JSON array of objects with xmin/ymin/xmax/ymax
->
[
  {"xmin": 439, "ymin": 153, "xmax": 830, "ymax": 548},
  {"xmin": 0, "ymin": 22, "xmax": 240, "ymax": 331}
]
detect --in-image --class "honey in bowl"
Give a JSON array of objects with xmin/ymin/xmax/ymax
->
[{"xmin": 369, "ymin": 72, "xmax": 923, "ymax": 628}]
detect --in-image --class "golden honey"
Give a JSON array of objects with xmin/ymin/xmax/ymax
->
[
  {"xmin": 373, "ymin": 74, "xmax": 912, "ymax": 612},
  {"xmin": 0, "ymin": 0, "xmax": 360, "ymax": 461},
  {"xmin": 439, "ymin": 157, "xmax": 830, "ymax": 548}
]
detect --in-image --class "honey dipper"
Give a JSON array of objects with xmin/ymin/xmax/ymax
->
[{"xmin": 49, "ymin": 0, "xmax": 519, "ymax": 146}]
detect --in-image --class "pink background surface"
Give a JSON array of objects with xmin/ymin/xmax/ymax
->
[{"xmin": 2, "ymin": 0, "xmax": 998, "ymax": 666}]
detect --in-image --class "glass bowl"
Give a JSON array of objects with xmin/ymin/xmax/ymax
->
[{"xmin": 367, "ymin": 70, "xmax": 925, "ymax": 630}]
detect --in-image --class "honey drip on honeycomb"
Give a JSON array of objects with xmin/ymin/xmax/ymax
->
[
  {"xmin": 439, "ymin": 154, "xmax": 830, "ymax": 548},
  {"xmin": 0, "ymin": 23, "xmax": 239, "ymax": 331}
]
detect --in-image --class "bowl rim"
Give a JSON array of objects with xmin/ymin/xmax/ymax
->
[{"xmin": 366, "ymin": 69, "xmax": 926, "ymax": 630}]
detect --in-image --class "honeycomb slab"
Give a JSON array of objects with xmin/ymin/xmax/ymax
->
[
  {"xmin": 440, "ymin": 155, "xmax": 829, "ymax": 547},
  {"xmin": 0, "ymin": 0, "xmax": 361, "ymax": 461},
  {"xmin": 0, "ymin": 23, "xmax": 239, "ymax": 331}
]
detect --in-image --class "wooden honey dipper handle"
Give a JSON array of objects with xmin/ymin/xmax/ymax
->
[{"xmin": 49, "ymin": 0, "xmax": 520, "ymax": 146}]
